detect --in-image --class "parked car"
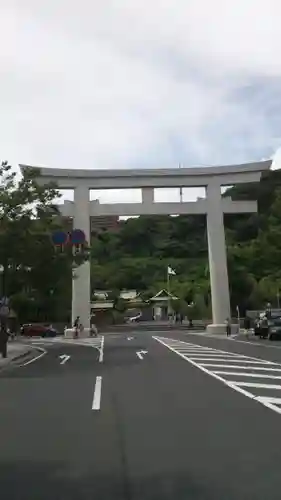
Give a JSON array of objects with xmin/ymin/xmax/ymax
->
[
  {"xmin": 126, "ymin": 313, "xmax": 142, "ymax": 323},
  {"xmin": 268, "ymin": 317, "xmax": 281, "ymax": 341},
  {"xmin": 20, "ymin": 324, "xmax": 57, "ymax": 338}
]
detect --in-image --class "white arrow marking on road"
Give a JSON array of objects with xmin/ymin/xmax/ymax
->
[
  {"xmin": 127, "ymin": 337, "xmax": 134, "ymax": 340},
  {"xmin": 59, "ymin": 354, "xmax": 71, "ymax": 365},
  {"xmin": 136, "ymin": 350, "xmax": 148, "ymax": 360}
]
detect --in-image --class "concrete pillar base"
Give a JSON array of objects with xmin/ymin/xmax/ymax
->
[
  {"xmin": 64, "ymin": 328, "xmax": 92, "ymax": 339},
  {"xmin": 206, "ymin": 323, "xmax": 239, "ymax": 335},
  {"xmin": 206, "ymin": 323, "xmax": 227, "ymax": 335}
]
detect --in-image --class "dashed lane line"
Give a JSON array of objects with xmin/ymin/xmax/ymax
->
[{"xmin": 92, "ymin": 376, "xmax": 102, "ymax": 410}]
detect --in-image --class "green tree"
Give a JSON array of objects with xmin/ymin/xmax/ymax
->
[{"xmin": 0, "ymin": 161, "xmax": 88, "ymax": 323}]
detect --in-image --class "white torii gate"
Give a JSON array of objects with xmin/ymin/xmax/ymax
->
[{"xmin": 20, "ymin": 160, "xmax": 271, "ymax": 334}]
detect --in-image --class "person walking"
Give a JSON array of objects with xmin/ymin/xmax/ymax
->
[
  {"xmin": 244, "ymin": 315, "xmax": 251, "ymax": 336},
  {"xmin": 73, "ymin": 316, "xmax": 80, "ymax": 339},
  {"xmin": 260, "ymin": 315, "xmax": 269, "ymax": 339},
  {"xmin": 0, "ymin": 318, "xmax": 8, "ymax": 358},
  {"xmin": 226, "ymin": 317, "xmax": 231, "ymax": 337}
]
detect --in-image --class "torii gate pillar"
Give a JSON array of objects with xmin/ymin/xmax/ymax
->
[{"xmin": 206, "ymin": 182, "xmax": 230, "ymax": 333}]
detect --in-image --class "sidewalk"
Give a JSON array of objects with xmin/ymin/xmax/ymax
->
[
  {"xmin": 0, "ymin": 342, "xmax": 33, "ymax": 368},
  {"xmin": 182, "ymin": 330, "xmax": 243, "ymax": 340}
]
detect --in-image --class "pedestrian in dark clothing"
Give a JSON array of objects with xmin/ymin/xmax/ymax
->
[
  {"xmin": 0, "ymin": 318, "xmax": 8, "ymax": 358},
  {"xmin": 73, "ymin": 316, "xmax": 80, "ymax": 339},
  {"xmin": 260, "ymin": 316, "xmax": 269, "ymax": 339},
  {"xmin": 226, "ymin": 318, "xmax": 231, "ymax": 336},
  {"xmin": 244, "ymin": 316, "xmax": 251, "ymax": 332}
]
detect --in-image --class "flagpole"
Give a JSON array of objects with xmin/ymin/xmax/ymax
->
[
  {"xmin": 179, "ymin": 163, "xmax": 183, "ymax": 202},
  {"xmin": 167, "ymin": 266, "xmax": 170, "ymax": 316},
  {"xmin": 236, "ymin": 305, "xmax": 240, "ymax": 334}
]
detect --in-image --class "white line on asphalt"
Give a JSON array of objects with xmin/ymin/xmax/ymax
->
[
  {"xmin": 200, "ymin": 364, "xmax": 281, "ymax": 370},
  {"xmin": 213, "ymin": 371, "xmax": 281, "ymax": 379},
  {"xmin": 186, "ymin": 353, "xmax": 240, "ymax": 358},
  {"xmin": 177, "ymin": 346, "xmax": 214, "ymax": 349},
  {"xmin": 20, "ymin": 346, "xmax": 47, "ymax": 366},
  {"xmin": 256, "ymin": 396, "xmax": 281, "ymax": 404},
  {"xmin": 188, "ymin": 358, "xmax": 273, "ymax": 364},
  {"xmin": 176, "ymin": 349, "xmax": 214, "ymax": 354},
  {"xmin": 99, "ymin": 336, "xmax": 104, "ymax": 363},
  {"xmin": 233, "ymin": 381, "xmax": 281, "ymax": 389},
  {"xmin": 254, "ymin": 399, "xmax": 281, "ymax": 415},
  {"xmin": 136, "ymin": 350, "xmax": 148, "ymax": 360},
  {"xmin": 92, "ymin": 376, "xmax": 102, "ymax": 410},
  {"xmin": 59, "ymin": 354, "xmax": 71, "ymax": 365}
]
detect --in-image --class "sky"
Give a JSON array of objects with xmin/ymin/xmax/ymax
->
[{"xmin": 1, "ymin": 1, "xmax": 281, "ymax": 205}]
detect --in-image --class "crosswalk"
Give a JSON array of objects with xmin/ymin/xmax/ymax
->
[{"xmin": 153, "ymin": 336, "xmax": 281, "ymax": 416}]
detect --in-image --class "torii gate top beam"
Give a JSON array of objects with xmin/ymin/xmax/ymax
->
[{"xmin": 19, "ymin": 160, "xmax": 272, "ymax": 190}]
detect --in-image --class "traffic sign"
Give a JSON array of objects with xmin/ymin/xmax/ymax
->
[
  {"xmin": 0, "ymin": 305, "xmax": 9, "ymax": 317},
  {"xmin": 70, "ymin": 229, "xmax": 86, "ymax": 245},
  {"xmin": 51, "ymin": 231, "xmax": 68, "ymax": 246}
]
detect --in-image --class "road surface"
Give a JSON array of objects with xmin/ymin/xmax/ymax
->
[{"xmin": 1, "ymin": 331, "xmax": 281, "ymax": 499}]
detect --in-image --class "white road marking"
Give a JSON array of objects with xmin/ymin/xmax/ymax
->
[
  {"xmin": 176, "ymin": 349, "xmax": 215, "ymax": 354},
  {"xmin": 99, "ymin": 335, "xmax": 104, "ymax": 363},
  {"xmin": 254, "ymin": 399, "xmax": 281, "ymax": 415},
  {"xmin": 59, "ymin": 354, "xmax": 71, "ymax": 365},
  {"xmin": 136, "ymin": 350, "xmax": 148, "ymax": 360},
  {"xmin": 200, "ymin": 364, "xmax": 281, "ymax": 370},
  {"xmin": 186, "ymin": 353, "xmax": 240, "ymax": 358},
  {"xmin": 257, "ymin": 396, "xmax": 281, "ymax": 404},
  {"xmin": 234, "ymin": 382, "xmax": 281, "ymax": 389},
  {"xmin": 213, "ymin": 371, "xmax": 281, "ymax": 379},
  {"xmin": 153, "ymin": 336, "xmax": 281, "ymax": 416},
  {"xmin": 92, "ymin": 376, "xmax": 102, "ymax": 410},
  {"xmin": 184, "ymin": 357, "xmax": 271, "ymax": 363},
  {"xmin": 20, "ymin": 346, "xmax": 47, "ymax": 366}
]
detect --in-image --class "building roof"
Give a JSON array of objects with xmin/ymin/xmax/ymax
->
[{"xmin": 150, "ymin": 289, "xmax": 179, "ymax": 301}]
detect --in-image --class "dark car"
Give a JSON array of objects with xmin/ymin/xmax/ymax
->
[
  {"xmin": 20, "ymin": 324, "xmax": 57, "ymax": 338},
  {"xmin": 268, "ymin": 317, "xmax": 281, "ymax": 341}
]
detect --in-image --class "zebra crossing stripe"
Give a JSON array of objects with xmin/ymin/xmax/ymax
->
[{"xmin": 153, "ymin": 336, "xmax": 281, "ymax": 416}]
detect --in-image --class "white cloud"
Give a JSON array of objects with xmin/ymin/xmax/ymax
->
[
  {"xmin": 0, "ymin": 0, "xmax": 280, "ymax": 194},
  {"xmin": 271, "ymin": 148, "xmax": 281, "ymax": 170}
]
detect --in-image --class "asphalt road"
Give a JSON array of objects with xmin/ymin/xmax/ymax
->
[{"xmin": 2, "ymin": 331, "xmax": 281, "ymax": 499}]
